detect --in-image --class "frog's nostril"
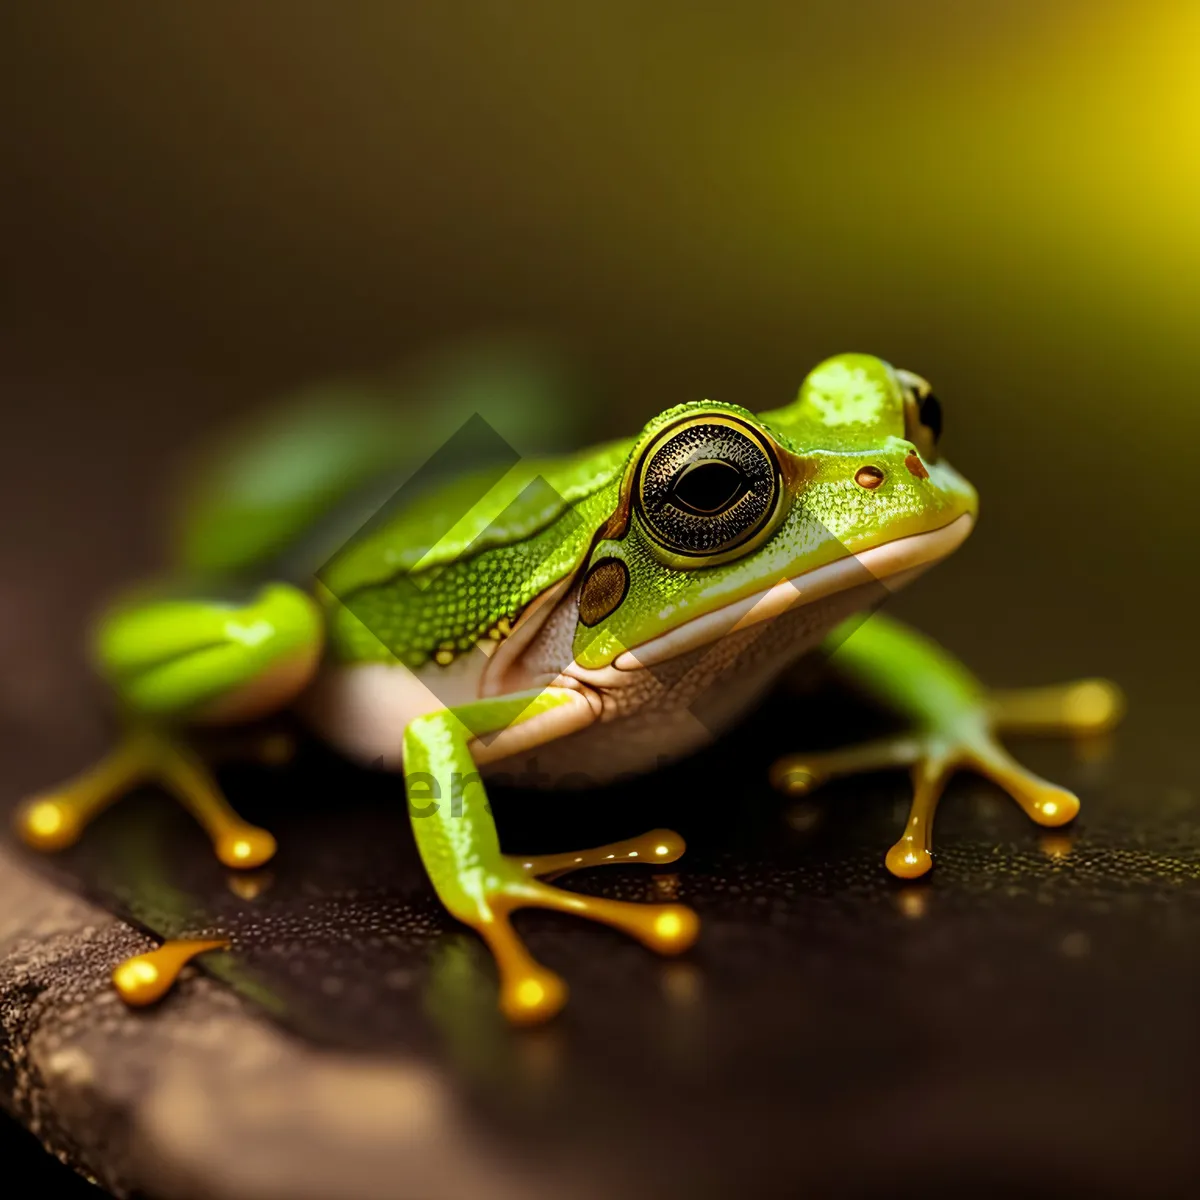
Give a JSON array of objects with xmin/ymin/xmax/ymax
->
[
  {"xmin": 855, "ymin": 466, "xmax": 885, "ymax": 490},
  {"xmin": 905, "ymin": 452, "xmax": 930, "ymax": 480}
]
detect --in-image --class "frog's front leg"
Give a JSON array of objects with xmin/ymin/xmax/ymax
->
[
  {"xmin": 771, "ymin": 613, "xmax": 1125, "ymax": 879},
  {"xmin": 16, "ymin": 583, "xmax": 323, "ymax": 868},
  {"xmin": 404, "ymin": 687, "xmax": 698, "ymax": 1024}
]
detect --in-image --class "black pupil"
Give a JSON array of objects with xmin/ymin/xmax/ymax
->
[
  {"xmin": 919, "ymin": 393, "xmax": 943, "ymax": 442},
  {"xmin": 671, "ymin": 459, "xmax": 744, "ymax": 514}
]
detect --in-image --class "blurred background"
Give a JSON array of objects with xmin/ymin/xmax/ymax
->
[
  {"xmin": 2, "ymin": 3, "xmax": 1199, "ymax": 1197},
  {"xmin": 2, "ymin": 0, "xmax": 1196, "ymax": 765},
  {"xmin": 3, "ymin": 1, "xmax": 1197, "ymax": 605}
]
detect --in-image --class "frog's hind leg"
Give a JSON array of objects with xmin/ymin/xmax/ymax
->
[
  {"xmin": 405, "ymin": 689, "xmax": 698, "ymax": 1024},
  {"xmin": 771, "ymin": 614, "xmax": 1125, "ymax": 880},
  {"xmin": 16, "ymin": 582, "xmax": 323, "ymax": 869}
]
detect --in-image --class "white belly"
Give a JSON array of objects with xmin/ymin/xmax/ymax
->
[{"xmin": 298, "ymin": 575, "xmax": 862, "ymax": 783}]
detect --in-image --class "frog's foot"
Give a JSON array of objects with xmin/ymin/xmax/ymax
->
[
  {"xmin": 16, "ymin": 728, "xmax": 277, "ymax": 869},
  {"xmin": 17, "ymin": 582, "xmax": 322, "ymax": 868},
  {"xmin": 405, "ymin": 688, "xmax": 700, "ymax": 1024},
  {"xmin": 462, "ymin": 870, "xmax": 699, "ymax": 1025},
  {"xmin": 771, "ymin": 678, "xmax": 1124, "ymax": 880}
]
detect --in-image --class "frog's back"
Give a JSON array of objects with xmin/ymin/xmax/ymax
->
[{"xmin": 319, "ymin": 436, "xmax": 633, "ymax": 669}]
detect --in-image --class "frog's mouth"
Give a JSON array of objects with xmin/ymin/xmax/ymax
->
[{"xmin": 578, "ymin": 512, "xmax": 974, "ymax": 678}]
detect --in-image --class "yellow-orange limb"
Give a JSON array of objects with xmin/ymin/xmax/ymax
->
[
  {"xmin": 885, "ymin": 755, "xmax": 953, "ymax": 879},
  {"xmin": 988, "ymin": 680, "xmax": 1126, "ymax": 737},
  {"xmin": 475, "ymin": 912, "xmax": 568, "ymax": 1026},
  {"xmin": 516, "ymin": 828, "xmax": 686, "ymax": 881},
  {"xmin": 112, "ymin": 937, "xmax": 230, "ymax": 1007},
  {"xmin": 15, "ymin": 730, "xmax": 276, "ymax": 870},
  {"xmin": 155, "ymin": 741, "xmax": 276, "ymax": 868},
  {"xmin": 17, "ymin": 738, "xmax": 150, "ymax": 852},
  {"xmin": 775, "ymin": 613, "xmax": 1120, "ymax": 881},
  {"xmin": 771, "ymin": 734, "xmax": 923, "ymax": 796},
  {"xmin": 771, "ymin": 724, "xmax": 1085, "ymax": 882},
  {"xmin": 481, "ymin": 883, "xmax": 699, "ymax": 1025},
  {"xmin": 883, "ymin": 739, "xmax": 1081, "ymax": 880},
  {"xmin": 965, "ymin": 741, "xmax": 1080, "ymax": 828},
  {"xmin": 405, "ymin": 689, "xmax": 700, "ymax": 1026}
]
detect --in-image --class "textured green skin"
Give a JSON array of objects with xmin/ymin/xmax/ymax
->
[
  {"xmin": 574, "ymin": 355, "xmax": 975, "ymax": 667},
  {"xmin": 90, "ymin": 352, "xmax": 984, "ymax": 969},
  {"xmin": 319, "ymin": 352, "xmax": 975, "ymax": 670},
  {"xmin": 323, "ymin": 444, "xmax": 630, "ymax": 667},
  {"xmin": 402, "ymin": 689, "xmax": 580, "ymax": 920}
]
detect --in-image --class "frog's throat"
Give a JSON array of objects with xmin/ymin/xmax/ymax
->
[{"xmin": 565, "ymin": 513, "xmax": 974, "ymax": 682}]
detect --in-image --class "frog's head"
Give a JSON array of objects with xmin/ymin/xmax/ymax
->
[{"xmin": 570, "ymin": 353, "xmax": 978, "ymax": 670}]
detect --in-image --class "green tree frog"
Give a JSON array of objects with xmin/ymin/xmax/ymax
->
[{"xmin": 17, "ymin": 353, "xmax": 1123, "ymax": 1024}]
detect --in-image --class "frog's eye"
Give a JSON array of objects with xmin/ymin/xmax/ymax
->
[
  {"xmin": 897, "ymin": 369, "xmax": 942, "ymax": 462},
  {"xmin": 635, "ymin": 415, "xmax": 782, "ymax": 561}
]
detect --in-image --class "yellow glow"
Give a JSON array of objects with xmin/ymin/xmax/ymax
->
[
  {"xmin": 654, "ymin": 844, "xmax": 670, "ymax": 856},
  {"xmin": 515, "ymin": 978, "xmax": 545, "ymax": 1008},
  {"xmin": 18, "ymin": 798, "xmax": 81, "ymax": 852},
  {"xmin": 781, "ymin": 767, "xmax": 815, "ymax": 794},
  {"xmin": 1039, "ymin": 835, "xmax": 1074, "ymax": 862},
  {"xmin": 654, "ymin": 912, "xmax": 683, "ymax": 940},
  {"xmin": 886, "ymin": 840, "xmax": 933, "ymax": 881},
  {"xmin": 227, "ymin": 870, "xmax": 274, "ymax": 900},
  {"xmin": 216, "ymin": 826, "xmax": 276, "ymax": 870},
  {"xmin": 1065, "ymin": 682, "xmax": 1121, "ymax": 728},
  {"xmin": 117, "ymin": 960, "xmax": 158, "ymax": 987},
  {"xmin": 1041, "ymin": 802, "xmax": 1059, "ymax": 819},
  {"xmin": 25, "ymin": 801, "xmax": 64, "ymax": 837},
  {"xmin": 113, "ymin": 958, "xmax": 162, "ymax": 1003}
]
